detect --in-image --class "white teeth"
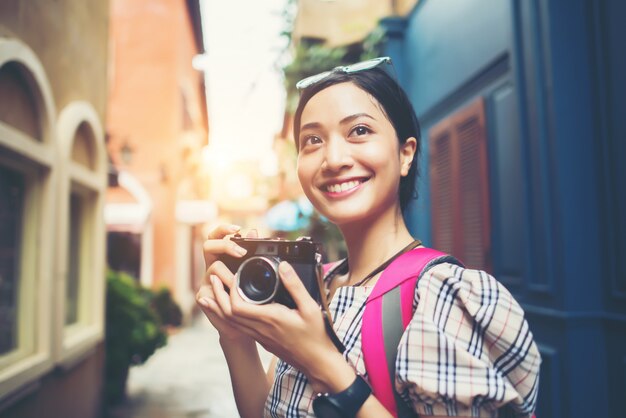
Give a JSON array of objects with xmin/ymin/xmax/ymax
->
[{"xmin": 326, "ymin": 180, "xmax": 362, "ymax": 193}]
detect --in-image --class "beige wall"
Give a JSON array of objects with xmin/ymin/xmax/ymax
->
[
  {"xmin": 0, "ymin": 1, "xmax": 109, "ymax": 417},
  {"xmin": 0, "ymin": 0, "xmax": 109, "ymax": 122},
  {"xmin": 1, "ymin": 346, "xmax": 105, "ymax": 418}
]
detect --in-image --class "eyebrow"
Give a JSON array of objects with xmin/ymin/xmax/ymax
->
[
  {"xmin": 340, "ymin": 112, "xmax": 375, "ymax": 125},
  {"xmin": 300, "ymin": 113, "xmax": 376, "ymax": 133}
]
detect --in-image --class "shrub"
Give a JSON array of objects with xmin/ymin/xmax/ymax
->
[
  {"xmin": 105, "ymin": 269, "xmax": 167, "ymax": 404},
  {"xmin": 150, "ymin": 287, "xmax": 183, "ymax": 327}
]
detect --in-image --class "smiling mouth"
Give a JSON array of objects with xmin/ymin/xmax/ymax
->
[{"xmin": 321, "ymin": 178, "xmax": 370, "ymax": 194}]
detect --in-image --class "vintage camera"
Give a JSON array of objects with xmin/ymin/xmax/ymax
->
[{"xmin": 220, "ymin": 235, "xmax": 324, "ymax": 309}]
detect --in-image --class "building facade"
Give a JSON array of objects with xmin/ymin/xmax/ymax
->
[
  {"xmin": 289, "ymin": 0, "xmax": 625, "ymax": 416},
  {"xmin": 105, "ymin": 0, "xmax": 211, "ymax": 321},
  {"xmin": 0, "ymin": 1, "xmax": 109, "ymax": 417},
  {"xmin": 382, "ymin": 1, "xmax": 625, "ymax": 417}
]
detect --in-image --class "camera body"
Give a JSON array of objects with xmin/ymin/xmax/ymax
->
[{"xmin": 220, "ymin": 235, "xmax": 323, "ymax": 309}]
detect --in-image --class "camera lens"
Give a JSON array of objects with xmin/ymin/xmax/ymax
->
[{"xmin": 236, "ymin": 257, "xmax": 279, "ymax": 304}]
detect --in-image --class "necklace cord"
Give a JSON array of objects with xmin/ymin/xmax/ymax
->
[{"xmin": 329, "ymin": 239, "xmax": 422, "ymax": 288}]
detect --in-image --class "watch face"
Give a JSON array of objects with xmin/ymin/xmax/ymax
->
[{"xmin": 312, "ymin": 397, "xmax": 343, "ymax": 418}]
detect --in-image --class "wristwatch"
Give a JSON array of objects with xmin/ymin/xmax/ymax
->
[{"xmin": 312, "ymin": 374, "xmax": 372, "ymax": 418}]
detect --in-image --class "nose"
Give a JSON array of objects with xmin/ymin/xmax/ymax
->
[{"xmin": 321, "ymin": 136, "xmax": 353, "ymax": 172}]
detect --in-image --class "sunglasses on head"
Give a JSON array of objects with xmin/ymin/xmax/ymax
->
[{"xmin": 295, "ymin": 56, "xmax": 393, "ymax": 91}]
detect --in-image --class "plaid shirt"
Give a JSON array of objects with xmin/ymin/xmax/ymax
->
[{"xmin": 264, "ymin": 261, "xmax": 541, "ymax": 417}]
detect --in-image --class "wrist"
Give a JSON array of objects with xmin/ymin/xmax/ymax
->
[
  {"xmin": 219, "ymin": 334, "xmax": 255, "ymax": 350},
  {"xmin": 306, "ymin": 350, "xmax": 356, "ymax": 394},
  {"xmin": 312, "ymin": 374, "xmax": 372, "ymax": 418}
]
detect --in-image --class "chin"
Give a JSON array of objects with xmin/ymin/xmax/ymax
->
[
  {"xmin": 305, "ymin": 186, "xmax": 398, "ymax": 226},
  {"xmin": 317, "ymin": 203, "xmax": 378, "ymax": 226}
]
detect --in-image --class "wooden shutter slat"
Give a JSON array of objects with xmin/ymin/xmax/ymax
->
[
  {"xmin": 429, "ymin": 98, "xmax": 491, "ymax": 272},
  {"xmin": 430, "ymin": 132, "xmax": 455, "ymax": 255}
]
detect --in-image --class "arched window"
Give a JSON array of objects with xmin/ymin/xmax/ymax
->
[
  {"xmin": 55, "ymin": 102, "xmax": 106, "ymax": 365},
  {"xmin": 0, "ymin": 38, "xmax": 57, "ymax": 396}
]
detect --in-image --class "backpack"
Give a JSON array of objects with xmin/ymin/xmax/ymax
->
[
  {"xmin": 323, "ymin": 247, "xmax": 457, "ymax": 416},
  {"xmin": 325, "ymin": 248, "xmax": 536, "ymax": 417},
  {"xmin": 362, "ymin": 247, "xmax": 458, "ymax": 417}
]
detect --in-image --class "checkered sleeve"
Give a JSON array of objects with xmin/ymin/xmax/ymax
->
[{"xmin": 395, "ymin": 263, "xmax": 541, "ymax": 417}]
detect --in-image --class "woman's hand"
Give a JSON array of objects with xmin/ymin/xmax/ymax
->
[
  {"xmin": 196, "ymin": 224, "xmax": 257, "ymax": 343},
  {"xmin": 196, "ymin": 226, "xmax": 277, "ymax": 418},
  {"xmin": 210, "ymin": 259, "xmax": 355, "ymax": 392}
]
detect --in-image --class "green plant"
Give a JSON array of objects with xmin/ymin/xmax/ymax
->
[
  {"xmin": 281, "ymin": 26, "xmax": 387, "ymax": 113},
  {"xmin": 150, "ymin": 287, "xmax": 183, "ymax": 327},
  {"xmin": 104, "ymin": 270, "xmax": 167, "ymax": 404}
]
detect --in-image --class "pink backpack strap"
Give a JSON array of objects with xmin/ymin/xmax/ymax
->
[
  {"xmin": 322, "ymin": 262, "xmax": 336, "ymax": 277},
  {"xmin": 323, "ymin": 260, "xmax": 344, "ymax": 277},
  {"xmin": 362, "ymin": 248, "xmax": 452, "ymax": 417}
]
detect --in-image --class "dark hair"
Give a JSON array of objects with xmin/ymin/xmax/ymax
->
[{"xmin": 293, "ymin": 67, "xmax": 421, "ymax": 212}]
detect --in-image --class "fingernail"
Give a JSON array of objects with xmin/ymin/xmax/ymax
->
[
  {"xmin": 279, "ymin": 261, "xmax": 291, "ymax": 273},
  {"xmin": 198, "ymin": 298, "xmax": 211, "ymax": 308},
  {"xmin": 235, "ymin": 246, "xmax": 247, "ymax": 256},
  {"xmin": 229, "ymin": 224, "xmax": 241, "ymax": 231},
  {"xmin": 210, "ymin": 274, "xmax": 218, "ymax": 284}
]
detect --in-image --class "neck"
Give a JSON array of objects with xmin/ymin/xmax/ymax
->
[{"xmin": 337, "ymin": 204, "xmax": 414, "ymax": 284}]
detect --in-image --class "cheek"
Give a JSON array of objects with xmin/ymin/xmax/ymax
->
[
  {"xmin": 296, "ymin": 155, "xmax": 315, "ymax": 190},
  {"xmin": 360, "ymin": 143, "xmax": 401, "ymax": 174}
]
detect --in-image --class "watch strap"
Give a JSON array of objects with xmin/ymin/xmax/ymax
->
[{"xmin": 313, "ymin": 374, "xmax": 372, "ymax": 417}]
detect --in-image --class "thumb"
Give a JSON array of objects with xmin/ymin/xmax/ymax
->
[{"xmin": 278, "ymin": 261, "xmax": 314, "ymax": 312}]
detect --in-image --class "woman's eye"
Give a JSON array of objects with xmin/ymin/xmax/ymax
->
[
  {"xmin": 351, "ymin": 125, "xmax": 371, "ymax": 136},
  {"xmin": 302, "ymin": 136, "xmax": 322, "ymax": 147}
]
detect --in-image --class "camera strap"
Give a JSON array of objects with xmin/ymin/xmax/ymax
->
[
  {"xmin": 352, "ymin": 239, "xmax": 422, "ymax": 287},
  {"xmin": 322, "ymin": 309, "xmax": 346, "ymax": 353},
  {"xmin": 320, "ymin": 239, "xmax": 422, "ymax": 354}
]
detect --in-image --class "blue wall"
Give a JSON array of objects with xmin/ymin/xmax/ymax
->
[{"xmin": 383, "ymin": 0, "xmax": 626, "ymax": 417}]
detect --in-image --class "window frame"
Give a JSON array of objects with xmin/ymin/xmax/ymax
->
[
  {"xmin": 0, "ymin": 157, "xmax": 41, "ymax": 370},
  {"xmin": 54, "ymin": 102, "xmax": 106, "ymax": 369},
  {"xmin": 0, "ymin": 37, "xmax": 57, "ymax": 399}
]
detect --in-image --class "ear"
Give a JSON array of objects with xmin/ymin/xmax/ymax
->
[{"xmin": 399, "ymin": 137, "xmax": 417, "ymax": 177}]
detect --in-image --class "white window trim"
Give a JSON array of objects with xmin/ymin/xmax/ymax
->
[
  {"xmin": 54, "ymin": 101, "xmax": 106, "ymax": 369},
  {"xmin": 0, "ymin": 37, "xmax": 57, "ymax": 400}
]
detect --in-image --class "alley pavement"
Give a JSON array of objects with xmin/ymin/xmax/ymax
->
[{"xmin": 107, "ymin": 313, "xmax": 272, "ymax": 418}]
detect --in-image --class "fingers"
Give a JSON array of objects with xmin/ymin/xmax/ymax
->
[
  {"xmin": 197, "ymin": 293, "xmax": 221, "ymax": 319},
  {"xmin": 278, "ymin": 262, "xmax": 317, "ymax": 315},
  {"xmin": 202, "ymin": 237, "xmax": 248, "ymax": 267},
  {"xmin": 196, "ymin": 263, "xmax": 234, "ymax": 315},
  {"xmin": 210, "ymin": 271, "xmax": 267, "ymax": 327},
  {"xmin": 196, "ymin": 261, "xmax": 235, "ymax": 309},
  {"xmin": 202, "ymin": 263, "xmax": 238, "ymax": 318},
  {"xmin": 212, "ymin": 275, "xmax": 280, "ymax": 336},
  {"xmin": 227, "ymin": 275, "xmax": 291, "ymax": 324},
  {"xmin": 208, "ymin": 224, "xmax": 241, "ymax": 240},
  {"xmin": 196, "ymin": 285, "xmax": 215, "ymax": 307},
  {"xmin": 211, "ymin": 274, "xmax": 234, "ymax": 317},
  {"xmin": 196, "ymin": 283, "xmax": 228, "ymax": 326},
  {"xmin": 196, "ymin": 279, "xmax": 251, "ymax": 329},
  {"xmin": 206, "ymin": 260, "xmax": 237, "ymax": 289},
  {"xmin": 196, "ymin": 288, "xmax": 260, "ymax": 339},
  {"xmin": 203, "ymin": 224, "xmax": 245, "ymax": 267}
]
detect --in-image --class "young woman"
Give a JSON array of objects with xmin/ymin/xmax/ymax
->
[{"xmin": 196, "ymin": 58, "xmax": 540, "ymax": 418}]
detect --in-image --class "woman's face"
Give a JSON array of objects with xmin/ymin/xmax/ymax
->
[{"xmin": 296, "ymin": 82, "xmax": 415, "ymax": 226}]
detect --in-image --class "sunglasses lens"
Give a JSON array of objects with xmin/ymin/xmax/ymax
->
[
  {"xmin": 296, "ymin": 71, "xmax": 332, "ymax": 90},
  {"xmin": 346, "ymin": 58, "xmax": 385, "ymax": 72},
  {"xmin": 295, "ymin": 57, "xmax": 392, "ymax": 90}
]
